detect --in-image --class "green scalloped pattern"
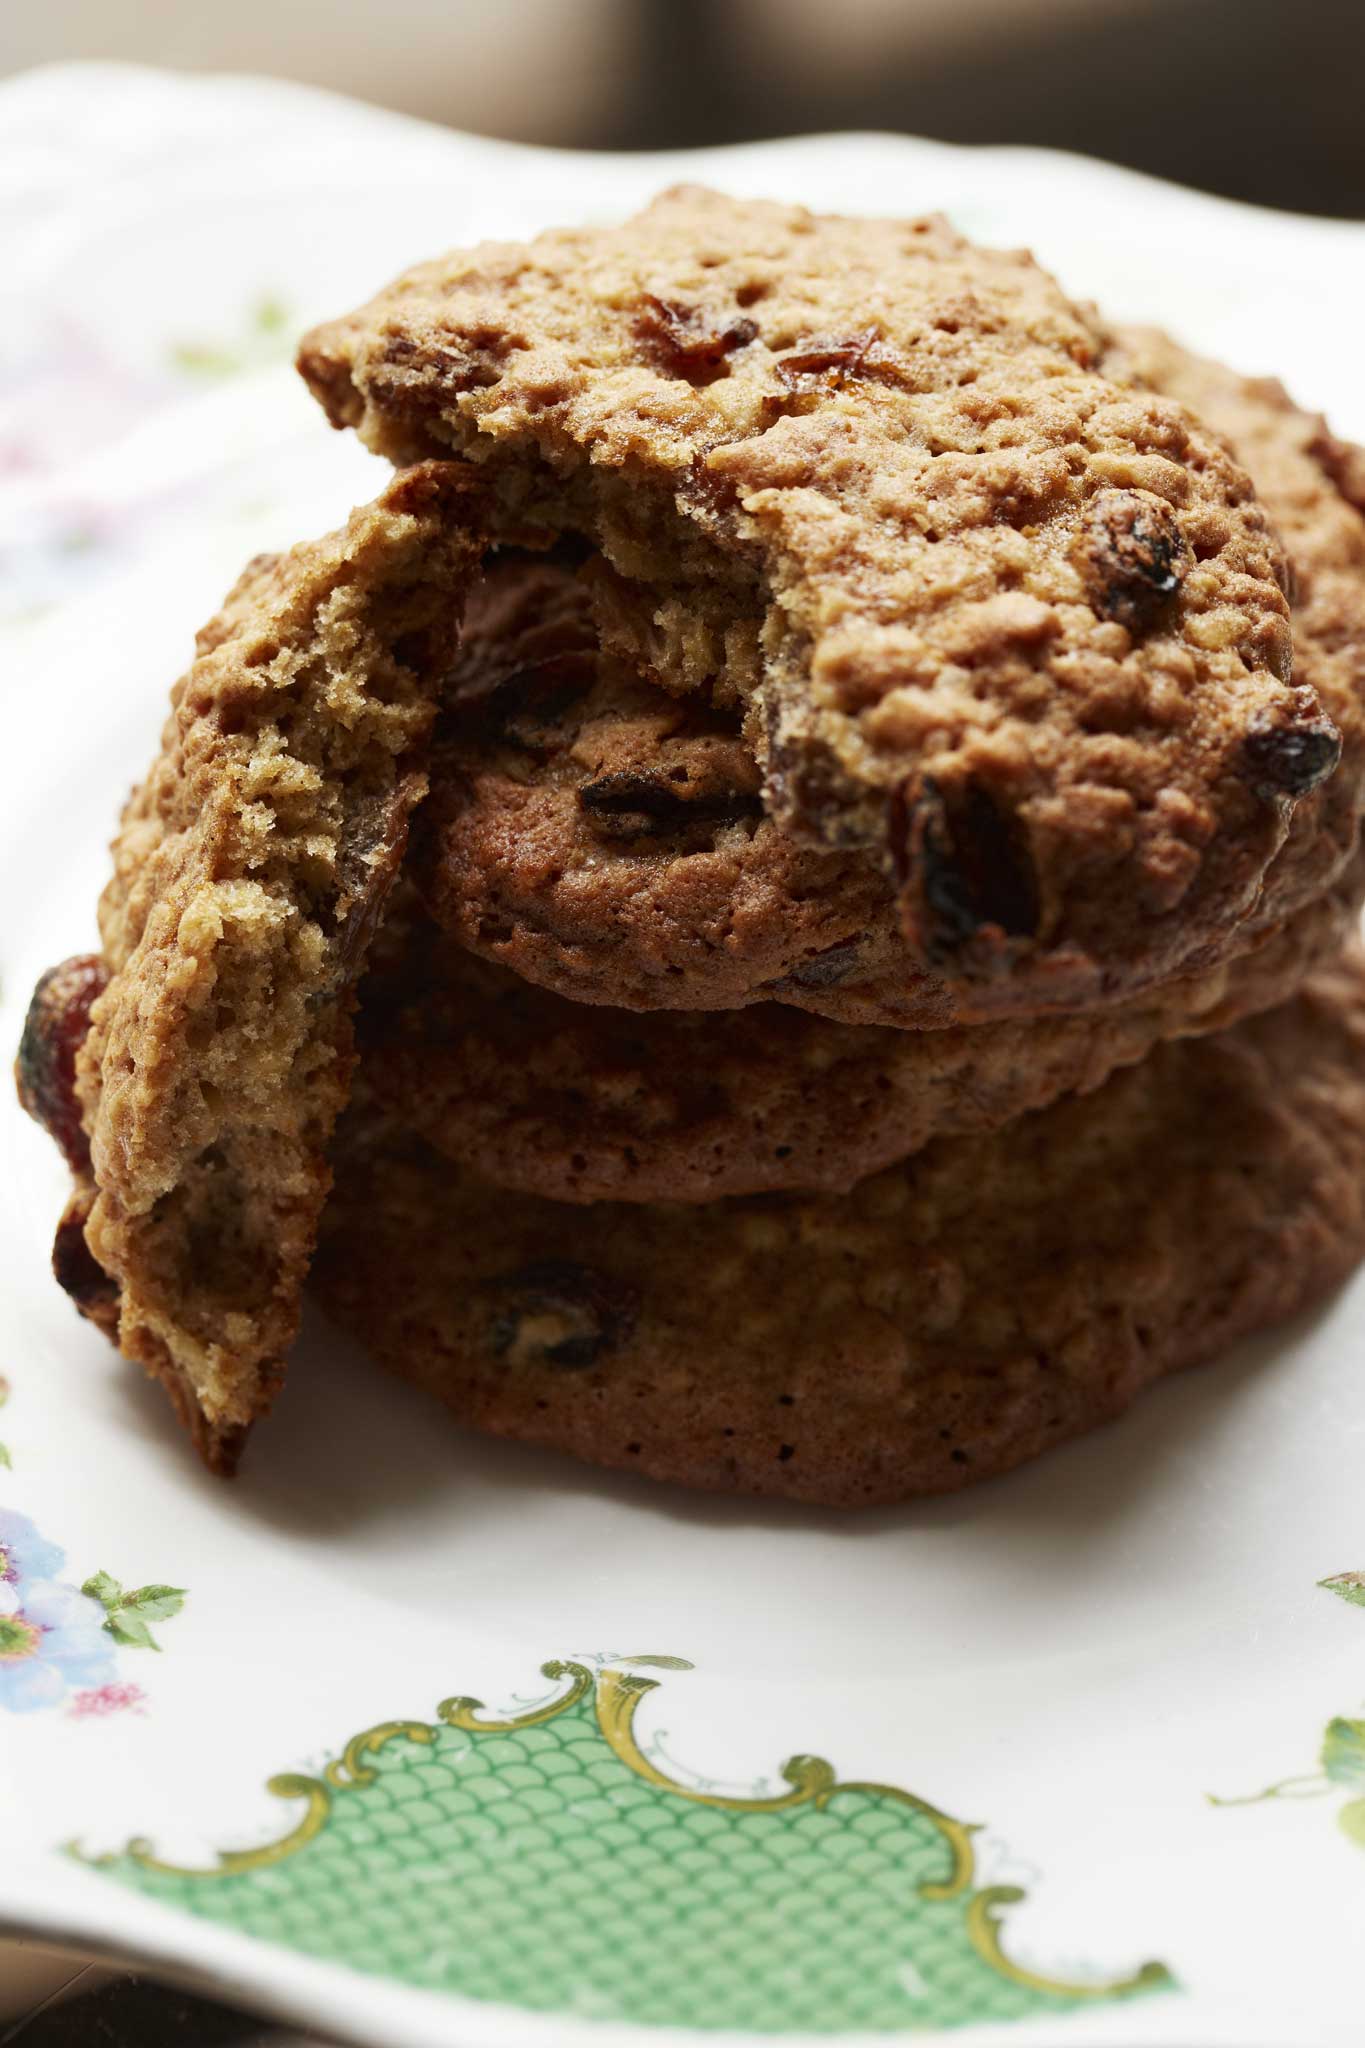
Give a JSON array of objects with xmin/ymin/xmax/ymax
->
[{"xmin": 84, "ymin": 1660, "xmax": 1171, "ymax": 2032}]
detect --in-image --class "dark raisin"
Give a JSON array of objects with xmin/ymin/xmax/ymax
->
[
  {"xmin": 446, "ymin": 552, "xmax": 598, "ymax": 711},
  {"xmin": 487, "ymin": 655, "xmax": 596, "ymax": 751},
  {"xmin": 538, "ymin": 532, "xmax": 597, "ymax": 572},
  {"xmin": 488, "ymin": 1259, "xmax": 637, "ymax": 1370},
  {"xmin": 331, "ymin": 775, "xmax": 423, "ymax": 985},
  {"xmin": 763, "ymin": 711, "xmax": 873, "ymax": 849},
  {"xmin": 636, "ymin": 296, "xmax": 757, "ymax": 385},
  {"xmin": 390, "ymin": 628, "xmax": 439, "ymax": 674},
  {"xmin": 1075, "ymin": 489, "xmax": 1190, "ymax": 631},
  {"xmin": 578, "ymin": 769, "xmax": 762, "ymax": 841},
  {"xmin": 891, "ymin": 776, "xmax": 1040, "ymax": 965},
  {"xmin": 773, "ymin": 329, "xmax": 909, "ymax": 395},
  {"xmin": 684, "ymin": 452, "xmax": 740, "ymax": 525},
  {"xmin": 765, "ymin": 938, "xmax": 865, "ymax": 995},
  {"xmin": 1242, "ymin": 689, "xmax": 1342, "ymax": 802},
  {"xmin": 51, "ymin": 1194, "xmax": 120, "ymax": 1338},
  {"xmin": 375, "ymin": 333, "xmax": 500, "ymax": 404},
  {"xmin": 15, "ymin": 954, "xmax": 109, "ymax": 1174}
]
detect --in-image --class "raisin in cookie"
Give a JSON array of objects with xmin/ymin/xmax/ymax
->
[
  {"xmin": 18, "ymin": 465, "xmax": 485, "ymax": 1470},
  {"xmin": 316, "ymin": 951, "xmax": 1365, "ymax": 1507},
  {"xmin": 301, "ymin": 187, "xmax": 1317, "ymax": 1012},
  {"xmin": 359, "ymin": 863, "xmax": 1365, "ymax": 1205}
]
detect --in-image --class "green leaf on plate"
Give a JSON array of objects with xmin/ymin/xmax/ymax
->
[
  {"xmin": 80, "ymin": 1570, "xmax": 187, "ymax": 1649},
  {"xmin": 1339, "ymin": 1798, "xmax": 1365, "ymax": 1849},
  {"xmin": 106, "ymin": 1612, "xmax": 159, "ymax": 1651},
  {"xmin": 623, "ymin": 1656, "xmax": 695, "ymax": 1672},
  {"xmin": 1321, "ymin": 1718, "xmax": 1365, "ymax": 1787},
  {"xmin": 121, "ymin": 1585, "xmax": 187, "ymax": 1622},
  {"xmin": 1319, "ymin": 1572, "xmax": 1365, "ymax": 1609},
  {"xmin": 0, "ymin": 1442, "xmax": 10, "ymax": 1469}
]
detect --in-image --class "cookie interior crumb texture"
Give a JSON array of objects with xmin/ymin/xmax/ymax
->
[
  {"xmin": 48, "ymin": 466, "xmax": 485, "ymax": 1469},
  {"xmin": 300, "ymin": 188, "xmax": 1335, "ymax": 1011}
]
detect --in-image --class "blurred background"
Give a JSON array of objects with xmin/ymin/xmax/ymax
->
[{"xmin": 3, "ymin": 0, "xmax": 1364, "ymax": 216}]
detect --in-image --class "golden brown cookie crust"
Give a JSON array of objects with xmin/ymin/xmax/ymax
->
[
  {"xmin": 359, "ymin": 863, "xmax": 1365, "ymax": 1205},
  {"xmin": 67, "ymin": 465, "xmax": 485, "ymax": 1468},
  {"xmin": 300, "ymin": 187, "xmax": 1321, "ymax": 1012},
  {"xmin": 317, "ymin": 952, "xmax": 1365, "ymax": 1507}
]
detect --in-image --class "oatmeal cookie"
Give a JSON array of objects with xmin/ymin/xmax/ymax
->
[
  {"xmin": 315, "ymin": 951, "xmax": 1365, "ymax": 1507},
  {"xmin": 359, "ymin": 863, "xmax": 1365, "ymax": 1204},
  {"xmin": 301, "ymin": 187, "xmax": 1318, "ymax": 1011},
  {"xmin": 20, "ymin": 465, "xmax": 485, "ymax": 1470}
]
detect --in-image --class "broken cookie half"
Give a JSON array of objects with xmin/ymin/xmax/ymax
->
[{"xmin": 16, "ymin": 463, "xmax": 486, "ymax": 1470}]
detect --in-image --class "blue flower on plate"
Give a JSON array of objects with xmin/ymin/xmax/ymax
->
[
  {"xmin": 0, "ymin": 1510, "xmax": 117, "ymax": 1712},
  {"xmin": 0, "ymin": 1506, "xmax": 66, "ymax": 1590}
]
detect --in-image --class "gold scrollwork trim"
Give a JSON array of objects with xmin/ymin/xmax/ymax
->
[
  {"xmin": 595, "ymin": 1669, "xmax": 835, "ymax": 1811},
  {"xmin": 437, "ymin": 1658, "xmax": 593, "ymax": 1733},
  {"xmin": 112, "ymin": 1773, "xmax": 333, "ymax": 1880},
  {"xmin": 968, "ymin": 1887, "xmax": 1174, "ymax": 2000},
  {"xmin": 324, "ymin": 1721, "xmax": 435, "ymax": 1791}
]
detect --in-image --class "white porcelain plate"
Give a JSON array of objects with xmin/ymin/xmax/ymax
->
[{"xmin": 2, "ymin": 63, "xmax": 1364, "ymax": 2048}]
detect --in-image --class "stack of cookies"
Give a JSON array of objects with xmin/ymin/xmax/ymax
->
[{"xmin": 19, "ymin": 192, "xmax": 1365, "ymax": 1504}]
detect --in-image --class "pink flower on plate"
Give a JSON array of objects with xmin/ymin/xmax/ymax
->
[{"xmin": 67, "ymin": 1682, "xmax": 148, "ymax": 1720}]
